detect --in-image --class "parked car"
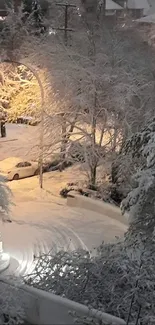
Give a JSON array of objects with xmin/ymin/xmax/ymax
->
[
  {"xmin": 0, "ymin": 157, "xmax": 38, "ymax": 181},
  {"xmin": 16, "ymin": 116, "xmax": 40, "ymax": 126}
]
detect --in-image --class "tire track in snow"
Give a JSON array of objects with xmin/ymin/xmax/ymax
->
[{"xmin": 1, "ymin": 212, "xmax": 88, "ymax": 276}]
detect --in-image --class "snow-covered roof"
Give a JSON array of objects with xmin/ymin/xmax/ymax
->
[
  {"xmin": 127, "ymin": 0, "xmax": 150, "ymax": 9},
  {"xmin": 136, "ymin": 12, "xmax": 155, "ymax": 23},
  {"xmin": 144, "ymin": 0, "xmax": 155, "ymax": 15},
  {"xmin": 106, "ymin": 0, "xmax": 123, "ymax": 10}
]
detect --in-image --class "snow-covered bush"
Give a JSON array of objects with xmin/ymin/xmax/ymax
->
[
  {"xmin": 25, "ymin": 242, "xmax": 155, "ymax": 324},
  {"xmin": 25, "ymin": 119, "xmax": 155, "ymax": 324},
  {"xmin": 0, "ymin": 280, "xmax": 25, "ymax": 325},
  {"xmin": 0, "ymin": 175, "xmax": 12, "ymax": 222},
  {"xmin": 121, "ymin": 117, "xmax": 155, "ymax": 247},
  {"xmin": 0, "ymin": 178, "xmax": 25, "ymax": 324}
]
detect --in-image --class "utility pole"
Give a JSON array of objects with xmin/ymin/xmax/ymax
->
[
  {"xmin": 56, "ymin": 3, "xmax": 76, "ymax": 46},
  {"xmin": 100, "ymin": 0, "xmax": 106, "ymax": 19},
  {"xmin": 102, "ymin": 0, "xmax": 106, "ymax": 16},
  {"xmin": 13, "ymin": 0, "xmax": 22, "ymax": 13},
  {"xmin": 54, "ymin": 3, "xmax": 76, "ymax": 169}
]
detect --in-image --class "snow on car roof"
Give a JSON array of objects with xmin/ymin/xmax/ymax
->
[{"xmin": 0, "ymin": 157, "xmax": 23, "ymax": 170}]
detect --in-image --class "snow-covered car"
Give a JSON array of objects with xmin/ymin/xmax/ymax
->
[
  {"xmin": 0, "ymin": 157, "xmax": 38, "ymax": 181},
  {"xmin": 16, "ymin": 116, "xmax": 40, "ymax": 126}
]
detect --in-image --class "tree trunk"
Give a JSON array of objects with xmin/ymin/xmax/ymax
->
[
  {"xmin": 112, "ymin": 127, "xmax": 118, "ymax": 152},
  {"xmin": 60, "ymin": 109, "xmax": 79, "ymax": 170},
  {"xmin": 60, "ymin": 118, "xmax": 67, "ymax": 170},
  {"xmin": 90, "ymin": 163, "xmax": 97, "ymax": 187},
  {"xmin": 89, "ymin": 91, "xmax": 97, "ymax": 187},
  {"xmin": 13, "ymin": 0, "xmax": 21, "ymax": 13}
]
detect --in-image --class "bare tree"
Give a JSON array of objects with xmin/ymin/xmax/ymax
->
[
  {"xmin": 2, "ymin": 3, "xmax": 155, "ymax": 188},
  {"xmin": 38, "ymin": 1, "xmax": 155, "ymax": 186},
  {"xmin": 121, "ymin": 117, "xmax": 155, "ymax": 244},
  {"xmin": 0, "ymin": 63, "xmax": 43, "ymax": 121}
]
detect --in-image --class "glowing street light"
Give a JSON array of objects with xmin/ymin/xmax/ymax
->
[
  {"xmin": 0, "ymin": 58, "xmax": 45, "ymax": 189},
  {"xmin": 0, "ymin": 58, "xmax": 44, "ymax": 273}
]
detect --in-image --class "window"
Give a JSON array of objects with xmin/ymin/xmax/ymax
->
[
  {"xmin": 24, "ymin": 162, "xmax": 31, "ymax": 167},
  {"xmin": 15, "ymin": 162, "xmax": 31, "ymax": 168},
  {"xmin": 16, "ymin": 162, "xmax": 25, "ymax": 168}
]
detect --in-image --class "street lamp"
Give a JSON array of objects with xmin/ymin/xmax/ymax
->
[
  {"xmin": 0, "ymin": 59, "xmax": 44, "ymax": 273},
  {"xmin": 1, "ymin": 59, "xmax": 45, "ymax": 188}
]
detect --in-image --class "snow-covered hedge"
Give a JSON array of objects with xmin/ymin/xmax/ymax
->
[
  {"xmin": 24, "ymin": 240, "xmax": 155, "ymax": 324},
  {"xmin": 0, "ymin": 280, "xmax": 25, "ymax": 325},
  {"xmin": 0, "ymin": 175, "xmax": 12, "ymax": 222},
  {"xmin": 0, "ymin": 177, "xmax": 25, "ymax": 324},
  {"xmin": 25, "ymin": 118, "xmax": 155, "ymax": 325}
]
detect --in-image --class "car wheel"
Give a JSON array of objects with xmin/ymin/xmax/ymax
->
[{"xmin": 13, "ymin": 173, "xmax": 19, "ymax": 180}]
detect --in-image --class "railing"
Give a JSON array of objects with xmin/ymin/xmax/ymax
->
[{"xmin": 0, "ymin": 277, "xmax": 125, "ymax": 325}]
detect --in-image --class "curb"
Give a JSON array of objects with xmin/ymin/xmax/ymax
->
[{"xmin": 67, "ymin": 191, "xmax": 128, "ymax": 226}]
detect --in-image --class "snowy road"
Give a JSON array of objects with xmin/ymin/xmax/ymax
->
[
  {"xmin": 0, "ymin": 123, "xmax": 38, "ymax": 161},
  {"xmin": 0, "ymin": 123, "xmax": 126, "ymax": 277},
  {"xmin": 1, "ymin": 200, "xmax": 126, "ymax": 276}
]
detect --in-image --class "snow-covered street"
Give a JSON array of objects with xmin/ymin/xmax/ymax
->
[
  {"xmin": 1, "ymin": 197, "xmax": 126, "ymax": 276},
  {"xmin": 0, "ymin": 123, "xmax": 39, "ymax": 161},
  {"xmin": 0, "ymin": 123, "xmax": 126, "ymax": 276}
]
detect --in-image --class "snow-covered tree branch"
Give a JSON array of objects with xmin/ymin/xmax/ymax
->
[
  {"xmin": 0, "ymin": 176, "xmax": 12, "ymax": 222},
  {"xmin": 121, "ymin": 118, "xmax": 155, "ymax": 248}
]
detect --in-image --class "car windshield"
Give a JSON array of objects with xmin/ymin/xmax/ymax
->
[
  {"xmin": 24, "ymin": 162, "xmax": 31, "ymax": 167},
  {"xmin": 15, "ymin": 162, "xmax": 31, "ymax": 168},
  {"xmin": 16, "ymin": 162, "xmax": 25, "ymax": 168}
]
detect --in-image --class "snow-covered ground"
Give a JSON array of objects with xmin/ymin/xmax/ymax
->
[
  {"xmin": 0, "ymin": 123, "xmax": 39, "ymax": 161},
  {"xmin": 1, "ymin": 170, "xmax": 127, "ymax": 277},
  {"xmin": 0, "ymin": 123, "xmax": 126, "ymax": 277},
  {"xmin": 1, "ymin": 198, "xmax": 126, "ymax": 276}
]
